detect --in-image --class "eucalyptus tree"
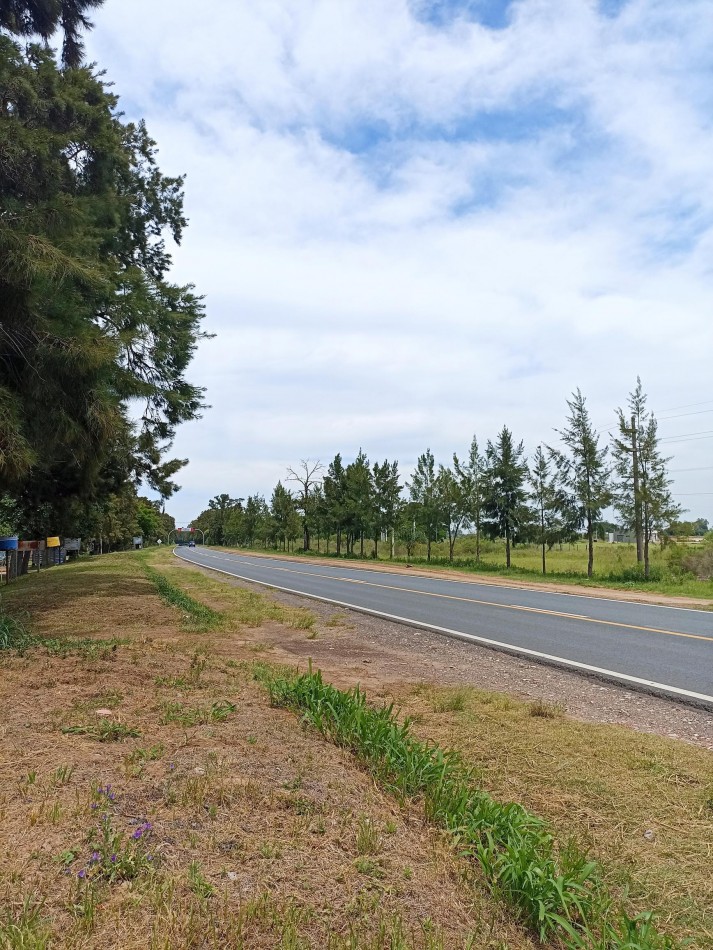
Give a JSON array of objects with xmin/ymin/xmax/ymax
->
[
  {"xmin": 372, "ymin": 459, "xmax": 401, "ymax": 558},
  {"xmin": 409, "ymin": 449, "xmax": 440, "ymax": 562},
  {"xmin": 483, "ymin": 427, "xmax": 529, "ymax": 569},
  {"xmin": 550, "ymin": 390, "xmax": 611, "ymax": 578},
  {"xmin": 612, "ymin": 380, "xmax": 681, "ymax": 578},
  {"xmin": 453, "ymin": 436, "xmax": 487, "ymax": 562}
]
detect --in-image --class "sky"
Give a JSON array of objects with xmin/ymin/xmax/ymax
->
[{"xmin": 86, "ymin": 0, "xmax": 713, "ymax": 526}]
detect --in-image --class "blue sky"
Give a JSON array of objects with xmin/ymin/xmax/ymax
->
[{"xmin": 87, "ymin": 0, "xmax": 713, "ymax": 524}]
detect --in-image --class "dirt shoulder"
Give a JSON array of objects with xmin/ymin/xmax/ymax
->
[
  {"xmin": 0, "ymin": 554, "xmax": 534, "ymax": 949},
  {"xmin": 221, "ymin": 546, "xmax": 713, "ymax": 610}
]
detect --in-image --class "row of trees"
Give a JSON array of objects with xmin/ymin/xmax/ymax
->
[
  {"xmin": 0, "ymin": 2, "xmax": 205, "ymax": 545},
  {"xmin": 193, "ymin": 381, "xmax": 681, "ymax": 579}
]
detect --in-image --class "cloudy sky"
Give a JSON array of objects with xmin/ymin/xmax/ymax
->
[{"xmin": 87, "ymin": 0, "xmax": 713, "ymax": 525}]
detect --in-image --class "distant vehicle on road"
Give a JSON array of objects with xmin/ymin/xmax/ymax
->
[{"xmin": 188, "ymin": 540, "xmax": 196, "ymax": 548}]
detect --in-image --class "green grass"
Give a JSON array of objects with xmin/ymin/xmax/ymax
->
[
  {"xmin": 232, "ymin": 538, "xmax": 713, "ymax": 602},
  {"xmin": 159, "ymin": 699, "xmax": 236, "ymax": 727},
  {"xmin": 143, "ymin": 562, "xmax": 223, "ymax": 630},
  {"xmin": 0, "ymin": 603, "xmax": 31, "ymax": 650},
  {"xmin": 256, "ymin": 665, "xmax": 675, "ymax": 950},
  {"xmin": 0, "ymin": 896, "xmax": 51, "ymax": 949},
  {"xmin": 61, "ymin": 720, "xmax": 141, "ymax": 741}
]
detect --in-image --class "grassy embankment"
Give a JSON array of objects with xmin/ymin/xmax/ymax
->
[
  {"xmin": 0, "ymin": 548, "xmax": 710, "ymax": 948},
  {"xmin": 237, "ymin": 536, "xmax": 713, "ymax": 602}
]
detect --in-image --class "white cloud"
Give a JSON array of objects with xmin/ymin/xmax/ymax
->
[{"xmin": 87, "ymin": 0, "xmax": 713, "ymax": 523}]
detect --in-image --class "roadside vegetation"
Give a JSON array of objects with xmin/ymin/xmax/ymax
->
[
  {"xmin": 0, "ymin": 550, "xmax": 711, "ymax": 948},
  {"xmin": 191, "ymin": 381, "xmax": 712, "ymax": 600}
]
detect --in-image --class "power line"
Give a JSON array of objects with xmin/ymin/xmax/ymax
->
[
  {"xmin": 658, "ymin": 408, "xmax": 713, "ymax": 422},
  {"xmin": 659, "ymin": 429, "xmax": 713, "ymax": 441},
  {"xmin": 657, "ymin": 398, "xmax": 713, "ymax": 413},
  {"xmin": 669, "ymin": 466, "xmax": 713, "ymax": 473}
]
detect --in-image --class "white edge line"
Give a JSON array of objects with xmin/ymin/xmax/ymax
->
[{"xmin": 173, "ymin": 549, "xmax": 713, "ymax": 710}]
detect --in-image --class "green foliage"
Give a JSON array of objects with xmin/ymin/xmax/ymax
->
[
  {"xmin": 0, "ymin": 895, "xmax": 51, "ymax": 949},
  {"xmin": 0, "ymin": 30, "xmax": 205, "ymax": 535},
  {"xmin": 258, "ymin": 666, "xmax": 675, "ymax": 949},
  {"xmin": 187, "ymin": 860, "xmax": 215, "ymax": 899},
  {"xmin": 143, "ymin": 564, "xmax": 222, "ymax": 629},
  {"xmin": 551, "ymin": 390, "xmax": 612, "ymax": 578},
  {"xmin": 61, "ymin": 720, "xmax": 141, "ymax": 741},
  {"xmin": 160, "ymin": 699, "xmax": 236, "ymax": 727},
  {"xmin": 483, "ymin": 427, "xmax": 529, "ymax": 569},
  {"xmin": 0, "ymin": 603, "xmax": 31, "ymax": 650}
]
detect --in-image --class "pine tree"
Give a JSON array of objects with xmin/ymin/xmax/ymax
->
[
  {"xmin": 483, "ymin": 427, "xmax": 529, "ymax": 569},
  {"xmin": 612, "ymin": 380, "xmax": 681, "ymax": 578},
  {"xmin": 372, "ymin": 460, "xmax": 401, "ymax": 558},
  {"xmin": 409, "ymin": 449, "xmax": 439, "ymax": 562},
  {"xmin": 453, "ymin": 436, "xmax": 486, "ymax": 562},
  {"xmin": 551, "ymin": 390, "xmax": 611, "ymax": 578}
]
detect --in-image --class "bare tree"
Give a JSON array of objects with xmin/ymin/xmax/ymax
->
[{"xmin": 286, "ymin": 459, "xmax": 323, "ymax": 551}]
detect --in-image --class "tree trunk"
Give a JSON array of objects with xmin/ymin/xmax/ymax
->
[
  {"xmin": 505, "ymin": 528, "xmax": 511, "ymax": 568},
  {"xmin": 632, "ymin": 415, "xmax": 643, "ymax": 563},
  {"xmin": 587, "ymin": 514, "xmax": 594, "ymax": 578},
  {"xmin": 360, "ymin": 532, "xmax": 364, "ymax": 557},
  {"xmin": 373, "ymin": 534, "xmax": 378, "ymax": 558},
  {"xmin": 427, "ymin": 535, "xmax": 431, "ymax": 562},
  {"xmin": 303, "ymin": 524, "xmax": 310, "ymax": 552},
  {"xmin": 475, "ymin": 520, "xmax": 480, "ymax": 563},
  {"xmin": 336, "ymin": 528, "xmax": 341, "ymax": 556},
  {"xmin": 390, "ymin": 527, "xmax": 394, "ymax": 559}
]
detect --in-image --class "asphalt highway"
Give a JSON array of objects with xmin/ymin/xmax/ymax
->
[{"xmin": 174, "ymin": 547, "xmax": 713, "ymax": 706}]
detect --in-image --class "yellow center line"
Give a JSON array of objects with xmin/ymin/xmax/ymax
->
[{"xmin": 207, "ymin": 553, "xmax": 713, "ymax": 645}]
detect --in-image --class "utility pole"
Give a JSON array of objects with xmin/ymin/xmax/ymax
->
[{"xmin": 631, "ymin": 414, "xmax": 643, "ymax": 563}]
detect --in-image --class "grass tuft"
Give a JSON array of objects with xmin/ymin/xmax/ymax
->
[
  {"xmin": 143, "ymin": 563, "xmax": 223, "ymax": 630},
  {"xmin": 528, "ymin": 699, "xmax": 565, "ymax": 719}
]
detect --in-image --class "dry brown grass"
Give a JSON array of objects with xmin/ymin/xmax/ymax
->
[{"xmin": 0, "ymin": 552, "xmax": 535, "ymax": 949}]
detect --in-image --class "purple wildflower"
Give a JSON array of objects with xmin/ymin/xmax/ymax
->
[
  {"xmin": 90, "ymin": 852, "xmax": 100, "ymax": 863},
  {"xmin": 78, "ymin": 869, "xmax": 86, "ymax": 879},
  {"xmin": 110, "ymin": 854, "xmax": 117, "ymax": 862}
]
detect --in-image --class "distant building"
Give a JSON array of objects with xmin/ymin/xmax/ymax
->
[{"xmin": 606, "ymin": 530, "xmax": 659, "ymax": 544}]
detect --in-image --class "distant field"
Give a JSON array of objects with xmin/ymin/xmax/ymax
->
[{"xmin": 280, "ymin": 536, "xmax": 713, "ymax": 600}]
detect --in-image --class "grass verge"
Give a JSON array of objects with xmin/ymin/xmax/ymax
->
[
  {"xmin": 142, "ymin": 562, "xmax": 223, "ymax": 630},
  {"xmin": 258, "ymin": 665, "xmax": 676, "ymax": 949}
]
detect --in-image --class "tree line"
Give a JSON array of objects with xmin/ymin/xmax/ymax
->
[
  {"xmin": 193, "ymin": 381, "xmax": 681, "ymax": 579},
  {"xmin": 0, "ymin": 1, "xmax": 205, "ymax": 549}
]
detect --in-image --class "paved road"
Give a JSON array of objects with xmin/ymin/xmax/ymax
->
[{"xmin": 174, "ymin": 547, "xmax": 713, "ymax": 706}]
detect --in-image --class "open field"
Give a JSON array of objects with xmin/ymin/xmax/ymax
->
[{"xmin": 0, "ymin": 550, "xmax": 711, "ymax": 948}]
